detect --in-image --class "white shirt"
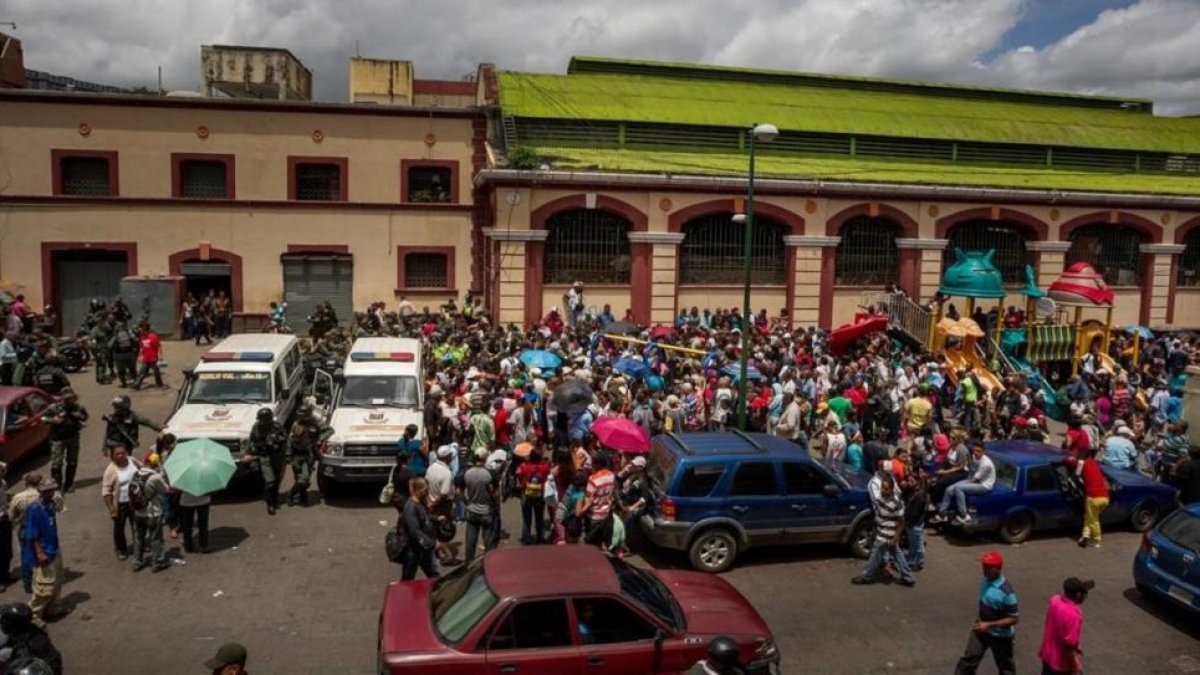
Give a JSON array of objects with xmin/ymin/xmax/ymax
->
[
  {"xmin": 972, "ymin": 454, "xmax": 997, "ymax": 491},
  {"xmin": 116, "ymin": 462, "xmax": 137, "ymax": 504},
  {"xmin": 425, "ymin": 460, "xmax": 454, "ymax": 502}
]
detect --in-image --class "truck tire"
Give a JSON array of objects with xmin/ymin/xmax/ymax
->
[
  {"xmin": 688, "ymin": 528, "xmax": 738, "ymax": 574},
  {"xmin": 848, "ymin": 517, "xmax": 875, "ymax": 559},
  {"xmin": 999, "ymin": 511, "xmax": 1034, "ymax": 544}
]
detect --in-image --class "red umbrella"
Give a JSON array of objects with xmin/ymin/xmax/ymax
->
[
  {"xmin": 649, "ymin": 325, "xmax": 677, "ymax": 339},
  {"xmin": 591, "ymin": 417, "xmax": 651, "ymax": 454}
]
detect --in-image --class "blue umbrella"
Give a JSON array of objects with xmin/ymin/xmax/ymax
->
[
  {"xmin": 613, "ymin": 357, "xmax": 652, "ymax": 380},
  {"xmin": 520, "ymin": 349, "xmax": 562, "ymax": 370},
  {"xmin": 1123, "ymin": 325, "xmax": 1154, "ymax": 339},
  {"xmin": 722, "ymin": 363, "xmax": 763, "ymax": 381}
]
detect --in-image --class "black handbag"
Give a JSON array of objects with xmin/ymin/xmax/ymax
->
[
  {"xmin": 434, "ymin": 518, "xmax": 457, "ymax": 543},
  {"xmin": 385, "ymin": 527, "xmax": 408, "ymax": 563}
]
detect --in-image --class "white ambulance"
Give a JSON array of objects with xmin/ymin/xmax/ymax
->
[
  {"xmin": 164, "ymin": 334, "xmax": 305, "ymax": 468},
  {"xmin": 314, "ymin": 337, "xmax": 423, "ymax": 493}
]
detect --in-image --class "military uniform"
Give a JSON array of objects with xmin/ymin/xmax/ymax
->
[
  {"xmin": 46, "ymin": 399, "xmax": 88, "ymax": 492},
  {"xmin": 31, "ymin": 363, "xmax": 69, "ymax": 396},
  {"xmin": 108, "ymin": 326, "xmax": 139, "ymax": 387},
  {"xmin": 103, "ymin": 408, "xmax": 162, "ymax": 453},
  {"xmin": 286, "ymin": 415, "xmax": 332, "ymax": 506},
  {"xmin": 89, "ymin": 322, "xmax": 114, "ymax": 383},
  {"xmin": 248, "ymin": 419, "xmax": 288, "ymax": 514}
]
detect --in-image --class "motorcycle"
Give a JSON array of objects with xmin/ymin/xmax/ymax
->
[{"xmin": 56, "ymin": 336, "xmax": 91, "ymax": 373}]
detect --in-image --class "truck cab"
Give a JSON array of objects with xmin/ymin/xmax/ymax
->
[
  {"xmin": 164, "ymin": 334, "xmax": 304, "ymax": 469},
  {"xmin": 315, "ymin": 337, "xmax": 423, "ymax": 494}
]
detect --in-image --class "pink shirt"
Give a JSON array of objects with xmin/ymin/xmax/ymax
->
[{"xmin": 1038, "ymin": 594, "xmax": 1082, "ymax": 672}]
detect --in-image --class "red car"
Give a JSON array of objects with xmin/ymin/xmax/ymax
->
[
  {"xmin": 0, "ymin": 386, "xmax": 54, "ymax": 465},
  {"xmin": 378, "ymin": 546, "xmax": 780, "ymax": 675}
]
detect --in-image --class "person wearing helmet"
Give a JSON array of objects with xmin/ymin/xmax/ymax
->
[
  {"xmin": 107, "ymin": 321, "xmax": 139, "ymax": 387},
  {"xmin": 688, "ymin": 636, "xmax": 744, "ymax": 675},
  {"xmin": 0, "ymin": 602, "xmax": 61, "ymax": 673},
  {"xmin": 30, "ymin": 357, "xmax": 69, "ymax": 397},
  {"xmin": 954, "ymin": 550, "xmax": 1019, "ymax": 675},
  {"xmin": 101, "ymin": 396, "xmax": 162, "ymax": 455},
  {"xmin": 43, "ymin": 389, "xmax": 89, "ymax": 493},
  {"xmin": 244, "ymin": 408, "xmax": 288, "ymax": 515},
  {"xmin": 286, "ymin": 405, "xmax": 332, "ymax": 507},
  {"xmin": 88, "ymin": 313, "xmax": 115, "ymax": 384}
]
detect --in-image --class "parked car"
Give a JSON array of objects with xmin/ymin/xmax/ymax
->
[
  {"xmin": 638, "ymin": 431, "xmax": 874, "ymax": 573},
  {"xmin": 1133, "ymin": 502, "xmax": 1200, "ymax": 617},
  {"xmin": 947, "ymin": 441, "xmax": 1176, "ymax": 544},
  {"xmin": 377, "ymin": 545, "xmax": 781, "ymax": 675},
  {"xmin": 0, "ymin": 386, "xmax": 54, "ymax": 465}
]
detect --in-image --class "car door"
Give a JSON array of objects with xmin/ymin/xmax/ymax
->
[
  {"xmin": 485, "ymin": 599, "xmax": 582, "ymax": 675},
  {"xmin": 5, "ymin": 394, "xmax": 49, "ymax": 463},
  {"xmin": 572, "ymin": 597, "xmax": 658, "ymax": 674},
  {"xmin": 1022, "ymin": 464, "xmax": 1076, "ymax": 529},
  {"xmin": 780, "ymin": 462, "xmax": 844, "ymax": 543},
  {"xmin": 725, "ymin": 461, "xmax": 786, "ymax": 545},
  {"xmin": 310, "ymin": 369, "xmax": 336, "ymax": 420}
]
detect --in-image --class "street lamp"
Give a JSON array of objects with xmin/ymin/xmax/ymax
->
[{"xmin": 737, "ymin": 123, "xmax": 778, "ymax": 431}]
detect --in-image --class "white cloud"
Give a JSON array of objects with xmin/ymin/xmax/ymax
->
[{"xmin": 6, "ymin": 0, "xmax": 1200, "ymax": 114}]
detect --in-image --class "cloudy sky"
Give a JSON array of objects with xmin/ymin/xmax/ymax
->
[{"xmin": 8, "ymin": 0, "xmax": 1200, "ymax": 114}]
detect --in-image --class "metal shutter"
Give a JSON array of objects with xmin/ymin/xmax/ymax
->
[
  {"xmin": 57, "ymin": 256, "xmax": 127, "ymax": 335},
  {"xmin": 281, "ymin": 254, "xmax": 353, "ymax": 329}
]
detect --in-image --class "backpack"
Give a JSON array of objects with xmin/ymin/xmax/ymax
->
[
  {"xmin": 128, "ymin": 471, "xmax": 151, "ymax": 511},
  {"xmin": 523, "ymin": 474, "xmax": 545, "ymax": 500},
  {"xmin": 114, "ymin": 330, "xmax": 136, "ymax": 354}
]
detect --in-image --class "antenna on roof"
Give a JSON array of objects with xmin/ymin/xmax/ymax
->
[{"xmin": 355, "ymin": 40, "xmax": 361, "ymax": 58}]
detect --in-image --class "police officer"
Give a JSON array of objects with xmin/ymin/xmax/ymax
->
[
  {"xmin": 44, "ymin": 388, "xmax": 88, "ymax": 493},
  {"xmin": 245, "ymin": 408, "xmax": 287, "ymax": 515},
  {"xmin": 0, "ymin": 603, "xmax": 62, "ymax": 674},
  {"xmin": 108, "ymin": 321, "xmax": 139, "ymax": 387},
  {"xmin": 102, "ymin": 395, "xmax": 162, "ymax": 455},
  {"xmin": 286, "ymin": 405, "xmax": 331, "ymax": 507},
  {"xmin": 31, "ymin": 356, "xmax": 70, "ymax": 396},
  {"xmin": 89, "ymin": 315, "xmax": 114, "ymax": 384}
]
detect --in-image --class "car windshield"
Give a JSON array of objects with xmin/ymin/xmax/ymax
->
[
  {"xmin": 1159, "ymin": 511, "xmax": 1200, "ymax": 555},
  {"xmin": 608, "ymin": 556, "xmax": 684, "ymax": 632},
  {"xmin": 188, "ymin": 372, "xmax": 271, "ymax": 403},
  {"xmin": 341, "ymin": 376, "xmax": 420, "ymax": 407},
  {"xmin": 987, "ymin": 455, "xmax": 1017, "ymax": 489},
  {"xmin": 430, "ymin": 559, "xmax": 498, "ymax": 643}
]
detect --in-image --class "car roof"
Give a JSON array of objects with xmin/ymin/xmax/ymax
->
[
  {"xmin": 484, "ymin": 546, "xmax": 619, "ymax": 599},
  {"xmin": 208, "ymin": 333, "xmax": 297, "ymax": 354},
  {"xmin": 656, "ymin": 431, "xmax": 805, "ymax": 460},
  {"xmin": 0, "ymin": 386, "xmax": 44, "ymax": 405},
  {"xmin": 985, "ymin": 440, "xmax": 1066, "ymax": 465}
]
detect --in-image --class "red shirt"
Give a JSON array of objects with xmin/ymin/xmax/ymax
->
[
  {"xmin": 517, "ymin": 460, "xmax": 550, "ymax": 495},
  {"xmin": 139, "ymin": 332, "xmax": 161, "ymax": 363},
  {"xmin": 1080, "ymin": 458, "xmax": 1109, "ymax": 499},
  {"xmin": 494, "ymin": 407, "xmax": 509, "ymax": 447},
  {"xmin": 1065, "ymin": 429, "xmax": 1090, "ymax": 458}
]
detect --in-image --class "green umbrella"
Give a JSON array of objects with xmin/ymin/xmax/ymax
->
[{"xmin": 164, "ymin": 438, "xmax": 239, "ymax": 496}]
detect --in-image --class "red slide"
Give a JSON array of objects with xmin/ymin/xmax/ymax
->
[{"xmin": 828, "ymin": 313, "xmax": 889, "ymax": 354}]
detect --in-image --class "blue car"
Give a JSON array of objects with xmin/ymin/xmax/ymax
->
[
  {"xmin": 639, "ymin": 431, "xmax": 874, "ymax": 573},
  {"xmin": 948, "ymin": 441, "xmax": 1176, "ymax": 544},
  {"xmin": 1133, "ymin": 503, "xmax": 1200, "ymax": 616}
]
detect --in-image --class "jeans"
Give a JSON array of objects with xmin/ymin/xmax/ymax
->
[
  {"xmin": 132, "ymin": 515, "xmax": 165, "ymax": 567},
  {"xmin": 960, "ymin": 403, "xmax": 976, "ymax": 431},
  {"xmin": 860, "ymin": 538, "xmax": 915, "ymax": 584},
  {"xmin": 464, "ymin": 513, "xmax": 494, "ymax": 563},
  {"xmin": 133, "ymin": 360, "xmax": 163, "ymax": 388},
  {"xmin": 179, "ymin": 504, "xmax": 210, "ymax": 552},
  {"xmin": 112, "ymin": 503, "xmax": 133, "ymax": 555},
  {"xmin": 955, "ymin": 631, "xmax": 1015, "ymax": 675},
  {"xmin": 17, "ymin": 527, "xmax": 31, "ymax": 593},
  {"xmin": 401, "ymin": 546, "xmax": 440, "ymax": 581},
  {"xmin": 521, "ymin": 498, "xmax": 546, "ymax": 544},
  {"xmin": 939, "ymin": 481, "xmax": 991, "ymax": 518},
  {"xmin": 905, "ymin": 523, "xmax": 926, "ymax": 568}
]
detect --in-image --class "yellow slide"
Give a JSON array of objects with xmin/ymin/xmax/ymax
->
[
  {"xmin": 1076, "ymin": 325, "xmax": 1120, "ymax": 373},
  {"xmin": 943, "ymin": 348, "xmax": 1005, "ymax": 393}
]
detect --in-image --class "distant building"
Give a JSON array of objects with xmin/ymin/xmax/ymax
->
[
  {"xmin": 201, "ymin": 45, "xmax": 313, "ymax": 101},
  {"xmin": 23, "ymin": 69, "xmax": 125, "ymax": 94}
]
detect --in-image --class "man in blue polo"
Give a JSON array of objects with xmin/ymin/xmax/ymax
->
[{"xmin": 955, "ymin": 550, "xmax": 1018, "ymax": 675}]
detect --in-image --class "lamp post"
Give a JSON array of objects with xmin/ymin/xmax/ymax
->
[{"xmin": 737, "ymin": 122, "xmax": 779, "ymax": 431}]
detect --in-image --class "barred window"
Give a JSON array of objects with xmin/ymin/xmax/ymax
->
[
  {"xmin": 944, "ymin": 221, "xmax": 1031, "ymax": 284},
  {"xmin": 1178, "ymin": 229, "xmax": 1200, "ymax": 287},
  {"xmin": 406, "ymin": 165, "xmax": 452, "ymax": 203},
  {"xmin": 835, "ymin": 216, "xmax": 900, "ymax": 286},
  {"xmin": 679, "ymin": 213, "xmax": 786, "ymax": 285},
  {"xmin": 1066, "ymin": 224, "xmax": 1144, "ymax": 286},
  {"xmin": 293, "ymin": 162, "xmax": 343, "ymax": 201},
  {"xmin": 544, "ymin": 209, "xmax": 631, "ymax": 285},
  {"xmin": 59, "ymin": 156, "xmax": 112, "ymax": 195},
  {"xmin": 404, "ymin": 253, "xmax": 449, "ymax": 289},
  {"xmin": 179, "ymin": 160, "xmax": 229, "ymax": 198}
]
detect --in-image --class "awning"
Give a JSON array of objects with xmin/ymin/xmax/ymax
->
[{"xmin": 1028, "ymin": 324, "xmax": 1076, "ymax": 363}]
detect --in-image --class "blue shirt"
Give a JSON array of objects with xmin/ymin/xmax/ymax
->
[
  {"xmin": 569, "ymin": 410, "xmax": 594, "ymax": 444},
  {"xmin": 977, "ymin": 574, "xmax": 1019, "ymax": 637},
  {"xmin": 398, "ymin": 438, "xmax": 425, "ymax": 477},
  {"xmin": 845, "ymin": 443, "xmax": 864, "ymax": 472},
  {"xmin": 1102, "ymin": 436, "xmax": 1138, "ymax": 472},
  {"xmin": 22, "ymin": 500, "xmax": 59, "ymax": 568}
]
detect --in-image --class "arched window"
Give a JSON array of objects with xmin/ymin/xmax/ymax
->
[
  {"xmin": 1179, "ymin": 229, "xmax": 1200, "ymax": 287},
  {"xmin": 944, "ymin": 221, "xmax": 1032, "ymax": 284},
  {"xmin": 835, "ymin": 216, "xmax": 899, "ymax": 286},
  {"xmin": 544, "ymin": 209, "xmax": 632, "ymax": 284},
  {"xmin": 1066, "ymin": 224, "xmax": 1144, "ymax": 286},
  {"xmin": 679, "ymin": 213, "xmax": 786, "ymax": 285}
]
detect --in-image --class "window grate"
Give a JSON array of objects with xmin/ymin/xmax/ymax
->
[
  {"xmin": 1066, "ymin": 224, "xmax": 1143, "ymax": 286},
  {"xmin": 406, "ymin": 166, "xmax": 453, "ymax": 203},
  {"xmin": 679, "ymin": 213, "xmax": 786, "ymax": 285},
  {"xmin": 294, "ymin": 163, "xmax": 342, "ymax": 201},
  {"xmin": 944, "ymin": 221, "xmax": 1032, "ymax": 284},
  {"xmin": 835, "ymin": 216, "xmax": 900, "ymax": 286},
  {"xmin": 1179, "ymin": 229, "xmax": 1200, "ymax": 287},
  {"xmin": 60, "ymin": 157, "xmax": 111, "ymax": 195},
  {"xmin": 179, "ymin": 160, "xmax": 228, "ymax": 198},
  {"xmin": 544, "ymin": 209, "xmax": 631, "ymax": 285},
  {"xmin": 404, "ymin": 253, "xmax": 449, "ymax": 288}
]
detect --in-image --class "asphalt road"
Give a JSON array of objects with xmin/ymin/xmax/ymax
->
[{"xmin": 3, "ymin": 341, "xmax": 1197, "ymax": 674}]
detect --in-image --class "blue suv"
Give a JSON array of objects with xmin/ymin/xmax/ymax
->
[{"xmin": 639, "ymin": 430, "xmax": 874, "ymax": 573}]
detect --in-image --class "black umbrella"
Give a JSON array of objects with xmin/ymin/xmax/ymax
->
[
  {"xmin": 551, "ymin": 379, "xmax": 594, "ymax": 414},
  {"xmin": 605, "ymin": 321, "xmax": 642, "ymax": 336}
]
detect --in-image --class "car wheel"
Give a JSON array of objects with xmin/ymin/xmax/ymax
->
[
  {"xmin": 1129, "ymin": 501, "xmax": 1160, "ymax": 533},
  {"xmin": 688, "ymin": 529, "xmax": 737, "ymax": 574},
  {"xmin": 848, "ymin": 517, "xmax": 875, "ymax": 559},
  {"xmin": 999, "ymin": 512, "xmax": 1034, "ymax": 544}
]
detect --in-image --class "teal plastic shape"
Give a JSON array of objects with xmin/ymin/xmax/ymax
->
[{"xmin": 938, "ymin": 248, "xmax": 1008, "ymax": 299}]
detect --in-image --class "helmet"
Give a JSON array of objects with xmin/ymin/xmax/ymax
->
[
  {"xmin": 0, "ymin": 602, "xmax": 33, "ymax": 634},
  {"xmin": 706, "ymin": 637, "xmax": 742, "ymax": 671},
  {"xmin": 112, "ymin": 395, "xmax": 131, "ymax": 409},
  {"xmin": 256, "ymin": 408, "xmax": 274, "ymax": 422},
  {"xmin": 5, "ymin": 657, "xmax": 54, "ymax": 675}
]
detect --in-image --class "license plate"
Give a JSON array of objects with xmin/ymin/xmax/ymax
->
[{"xmin": 1168, "ymin": 585, "xmax": 1195, "ymax": 606}]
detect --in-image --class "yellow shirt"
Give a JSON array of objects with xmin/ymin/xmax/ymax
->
[{"xmin": 905, "ymin": 397, "xmax": 932, "ymax": 431}]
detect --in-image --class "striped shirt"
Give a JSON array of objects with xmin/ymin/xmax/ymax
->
[
  {"xmin": 978, "ymin": 575, "xmax": 1020, "ymax": 637},
  {"xmin": 872, "ymin": 492, "xmax": 905, "ymax": 545},
  {"xmin": 585, "ymin": 469, "xmax": 616, "ymax": 520}
]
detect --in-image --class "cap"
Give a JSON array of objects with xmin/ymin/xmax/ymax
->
[
  {"xmin": 436, "ymin": 445, "xmax": 456, "ymax": 459},
  {"xmin": 1063, "ymin": 577, "xmax": 1095, "ymax": 595},
  {"xmin": 36, "ymin": 479, "xmax": 59, "ymax": 493},
  {"xmin": 1026, "ymin": 418, "xmax": 1039, "ymax": 428},
  {"xmin": 632, "ymin": 456, "xmax": 647, "ymax": 468},
  {"xmin": 143, "ymin": 452, "xmax": 160, "ymax": 466},
  {"xmin": 980, "ymin": 551, "xmax": 1004, "ymax": 568},
  {"xmin": 1116, "ymin": 426, "xmax": 1133, "ymax": 437},
  {"xmin": 204, "ymin": 642, "xmax": 248, "ymax": 669}
]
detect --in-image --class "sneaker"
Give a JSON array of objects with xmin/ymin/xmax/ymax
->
[
  {"xmin": 928, "ymin": 514, "xmax": 947, "ymax": 525},
  {"xmin": 1076, "ymin": 537, "xmax": 1088, "ymax": 548},
  {"xmin": 1087, "ymin": 540, "xmax": 1102, "ymax": 548},
  {"xmin": 117, "ymin": 552, "xmax": 129, "ymax": 561},
  {"xmin": 132, "ymin": 561, "xmax": 147, "ymax": 572},
  {"xmin": 897, "ymin": 579, "xmax": 916, "ymax": 587},
  {"xmin": 952, "ymin": 515, "xmax": 971, "ymax": 525},
  {"xmin": 850, "ymin": 576, "xmax": 875, "ymax": 585},
  {"xmin": 152, "ymin": 563, "xmax": 170, "ymax": 573}
]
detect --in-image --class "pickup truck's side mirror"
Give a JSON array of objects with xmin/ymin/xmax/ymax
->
[
  {"xmin": 182, "ymin": 367, "xmax": 195, "ymax": 379},
  {"xmin": 823, "ymin": 484, "xmax": 841, "ymax": 498}
]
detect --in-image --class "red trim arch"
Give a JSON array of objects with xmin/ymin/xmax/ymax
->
[
  {"xmin": 666, "ymin": 199, "xmax": 805, "ymax": 234},
  {"xmin": 822, "ymin": 204, "xmax": 920, "ymax": 327},
  {"xmin": 529, "ymin": 194, "xmax": 648, "ymax": 232},
  {"xmin": 1168, "ymin": 215, "xmax": 1200, "ymax": 325},
  {"xmin": 825, "ymin": 203, "xmax": 918, "ymax": 238},
  {"xmin": 934, "ymin": 207, "xmax": 1048, "ymax": 241},
  {"xmin": 168, "ymin": 247, "xmax": 244, "ymax": 312}
]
